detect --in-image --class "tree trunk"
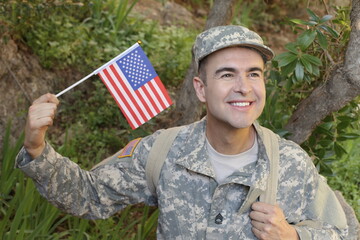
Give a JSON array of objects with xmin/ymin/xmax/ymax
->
[
  {"xmin": 284, "ymin": 0, "xmax": 360, "ymax": 144},
  {"xmin": 172, "ymin": 0, "xmax": 236, "ymax": 126}
]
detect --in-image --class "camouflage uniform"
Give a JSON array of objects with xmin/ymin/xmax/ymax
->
[{"xmin": 16, "ymin": 118, "xmax": 347, "ymax": 239}]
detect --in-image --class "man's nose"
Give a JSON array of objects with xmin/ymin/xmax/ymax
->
[{"xmin": 233, "ymin": 76, "xmax": 251, "ymax": 95}]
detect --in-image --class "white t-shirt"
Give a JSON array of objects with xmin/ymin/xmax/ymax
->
[{"xmin": 206, "ymin": 135, "xmax": 258, "ymax": 184}]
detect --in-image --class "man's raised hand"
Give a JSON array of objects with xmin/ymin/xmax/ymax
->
[{"xmin": 24, "ymin": 93, "xmax": 59, "ymax": 159}]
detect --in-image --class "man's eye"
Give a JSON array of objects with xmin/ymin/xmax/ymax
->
[
  {"xmin": 221, "ymin": 73, "xmax": 233, "ymax": 78},
  {"xmin": 249, "ymin": 72, "xmax": 260, "ymax": 78}
]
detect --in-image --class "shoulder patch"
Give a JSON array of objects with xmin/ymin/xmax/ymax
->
[{"xmin": 118, "ymin": 138, "xmax": 142, "ymax": 158}]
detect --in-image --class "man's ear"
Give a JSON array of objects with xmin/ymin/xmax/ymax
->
[{"xmin": 193, "ymin": 77, "xmax": 206, "ymax": 103}]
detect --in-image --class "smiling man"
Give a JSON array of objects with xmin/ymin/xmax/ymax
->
[{"xmin": 16, "ymin": 25, "xmax": 348, "ymax": 239}]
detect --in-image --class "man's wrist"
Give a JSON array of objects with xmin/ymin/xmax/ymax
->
[{"xmin": 24, "ymin": 142, "xmax": 46, "ymax": 159}]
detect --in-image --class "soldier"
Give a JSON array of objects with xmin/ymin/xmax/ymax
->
[{"xmin": 16, "ymin": 25, "xmax": 348, "ymax": 239}]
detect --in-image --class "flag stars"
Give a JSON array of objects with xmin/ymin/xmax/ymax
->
[{"xmin": 116, "ymin": 47, "xmax": 157, "ymax": 90}]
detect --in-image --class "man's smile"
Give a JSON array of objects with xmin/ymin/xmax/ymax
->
[{"xmin": 228, "ymin": 101, "xmax": 252, "ymax": 107}]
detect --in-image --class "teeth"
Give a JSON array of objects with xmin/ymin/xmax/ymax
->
[{"xmin": 230, "ymin": 102, "xmax": 250, "ymax": 107}]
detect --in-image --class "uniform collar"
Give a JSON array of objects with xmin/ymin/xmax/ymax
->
[
  {"xmin": 175, "ymin": 118, "xmax": 216, "ymax": 178},
  {"xmin": 175, "ymin": 119, "xmax": 271, "ymax": 191}
]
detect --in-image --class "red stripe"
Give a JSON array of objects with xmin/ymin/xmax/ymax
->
[
  {"xmin": 140, "ymin": 83, "xmax": 161, "ymax": 113},
  {"xmin": 133, "ymin": 86, "xmax": 156, "ymax": 119},
  {"xmin": 97, "ymin": 70, "xmax": 136, "ymax": 129},
  {"xmin": 148, "ymin": 79, "xmax": 166, "ymax": 110},
  {"xmin": 102, "ymin": 66, "xmax": 142, "ymax": 128},
  {"xmin": 109, "ymin": 65, "xmax": 148, "ymax": 123},
  {"xmin": 154, "ymin": 76, "xmax": 172, "ymax": 106}
]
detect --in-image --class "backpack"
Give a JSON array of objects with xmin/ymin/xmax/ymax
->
[{"xmin": 145, "ymin": 124, "xmax": 280, "ymax": 205}]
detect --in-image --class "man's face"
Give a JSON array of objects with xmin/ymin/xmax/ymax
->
[{"xmin": 194, "ymin": 47, "xmax": 266, "ymax": 130}]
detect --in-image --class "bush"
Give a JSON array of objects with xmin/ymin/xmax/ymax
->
[{"xmin": 0, "ymin": 122, "xmax": 158, "ymax": 239}]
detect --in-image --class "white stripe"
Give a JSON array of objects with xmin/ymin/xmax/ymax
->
[
  {"xmin": 150, "ymin": 79, "xmax": 171, "ymax": 108},
  {"xmin": 137, "ymin": 87, "xmax": 158, "ymax": 116},
  {"xmin": 144, "ymin": 82, "xmax": 163, "ymax": 111},
  {"xmin": 112, "ymin": 64, "xmax": 152, "ymax": 120},
  {"xmin": 99, "ymin": 71, "xmax": 139, "ymax": 128},
  {"xmin": 107, "ymin": 65, "xmax": 146, "ymax": 124}
]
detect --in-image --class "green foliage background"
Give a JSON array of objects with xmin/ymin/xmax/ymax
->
[{"xmin": 0, "ymin": 0, "xmax": 359, "ymax": 239}]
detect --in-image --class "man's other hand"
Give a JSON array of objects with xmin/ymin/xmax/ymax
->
[{"xmin": 250, "ymin": 202, "xmax": 299, "ymax": 240}]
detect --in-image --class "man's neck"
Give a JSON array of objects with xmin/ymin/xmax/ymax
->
[{"xmin": 206, "ymin": 122, "xmax": 256, "ymax": 155}]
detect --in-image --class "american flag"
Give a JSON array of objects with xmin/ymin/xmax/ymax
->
[{"xmin": 95, "ymin": 43, "xmax": 172, "ymax": 129}]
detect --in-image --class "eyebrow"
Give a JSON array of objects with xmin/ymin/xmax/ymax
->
[
  {"xmin": 248, "ymin": 67, "xmax": 264, "ymax": 73},
  {"xmin": 214, "ymin": 67, "xmax": 237, "ymax": 76},
  {"xmin": 214, "ymin": 66, "xmax": 264, "ymax": 76}
]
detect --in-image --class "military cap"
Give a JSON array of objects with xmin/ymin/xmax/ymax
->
[{"xmin": 193, "ymin": 25, "xmax": 275, "ymax": 72}]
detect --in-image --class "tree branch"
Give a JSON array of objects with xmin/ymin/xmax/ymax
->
[{"xmin": 285, "ymin": 0, "xmax": 360, "ymax": 144}]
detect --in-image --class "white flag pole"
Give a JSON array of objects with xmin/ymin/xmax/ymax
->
[
  {"xmin": 55, "ymin": 71, "xmax": 96, "ymax": 97},
  {"xmin": 55, "ymin": 42, "xmax": 140, "ymax": 98}
]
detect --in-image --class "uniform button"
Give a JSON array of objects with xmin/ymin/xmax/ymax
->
[{"xmin": 215, "ymin": 213, "xmax": 223, "ymax": 224}]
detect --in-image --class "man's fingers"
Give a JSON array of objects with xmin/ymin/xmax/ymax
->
[
  {"xmin": 251, "ymin": 201, "xmax": 275, "ymax": 213},
  {"xmin": 33, "ymin": 93, "xmax": 59, "ymax": 105},
  {"xmin": 28, "ymin": 104, "xmax": 57, "ymax": 128},
  {"xmin": 249, "ymin": 209, "xmax": 267, "ymax": 222},
  {"xmin": 251, "ymin": 219, "xmax": 266, "ymax": 230},
  {"xmin": 251, "ymin": 226, "xmax": 263, "ymax": 239}
]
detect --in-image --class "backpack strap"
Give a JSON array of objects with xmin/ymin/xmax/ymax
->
[
  {"xmin": 258, "ymin": 125, "xmax": 280, "ymax": 205},
  {"xmin": 145, "ymin": 124, "xmax": 280, "ymax": 205},
  {"xmin": 145, "ymin": 126, "xmax": 182, "ymax": 196}
]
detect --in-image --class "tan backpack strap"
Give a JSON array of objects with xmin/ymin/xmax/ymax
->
[
  {"xmin": 259, "ymin": 125, "xmax": 280, "ymax": 205},
  {"xmin": 145, "ymin": 126, "xmax": 182, "ymax": 196}
]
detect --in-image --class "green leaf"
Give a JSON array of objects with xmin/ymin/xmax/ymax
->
[
  {"xmin": 274, "ymin": 52, "xmax": 298, "ymax": 67},
  {"xmin": 285, "ymin": 78, "xmax": 293, "ymax": 90},
  {"xmin": 316, "ymin": 148, "xmax": 326, "ymax": 158},
  {"xmin": 312, "ymin": 65, "xmax": 320, "ymax": 76},
  {"xmin": 315, "ymin": 125, "xmax": 333, "ymax": 137},
  {"xmin": 320, "ymin": 121, "xmax": 334, "ymax": 131},
  {"xmin": 295, "ymin": 61, "xmax": 304, "ymax": 81},
  {"xmin": 334, "ymin": 142, "xmax": 347, "ymax": 157},
  {"xmin": 319, "ymin": 15, "xmax": 333, "ymax": 23},
  {"xmin": 281, "ymin": 59, "xmax": 298, "ymax": 76},
  {"xmin": 319, "ymin": 160, "xmax": 334, "ymax": 176},
  {"xmin": 337, "ymin": 115, "xmax": 356, "ymax": 122},
  {"xmin": 269, "ymin": 70, "xmax": 281, "ymax": 82},
  {"xmin": 337, "ymin": 133, "xmax": 360, "ymax": 140},
  {"xmin": 316, "ymin": 29, "xmax": 328, "ymax": 48},
  {"xmin": 337, "ymin": 121, "xmax": 350, "ymax": 131},
  {"xmin": 318, "ymin": 140, "xmax": 334, "ymax": 148},
  {"xmin": 285, "ymin": 42, "xmax": 298, "ymax": 54},
  {"xmin": 300, "ymin": 56, "xmax": 313, "ymax": 73},
  {"xmin": 302, "ymin": 54, "xmax": 322, "ymax": 66},
  {"xmin": 304, "ymin": 74, "xmax": 312, "ymax": 83},
  {"xmin": 307, "ymin": 21, "xmax": 319, "ymax": 26},
  {"xmin": 319, "ymin": 25, "xmax": 339, "ymax": 38},
  {"xmin": 297, "ymin": 30, "xmax": 316, "ymax": 50},
  {"xmin": 289, "ymin": 19, "xmax": 311, "ymax": 25},
  {"xmin": 306, "ymin": 8, "xmax": 320, "ymax": 22}
]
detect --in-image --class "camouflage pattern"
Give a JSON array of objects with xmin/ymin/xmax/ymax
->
[
  {"xmin": 193, "ymin": 25, "xmax": 275, "ymax": 72},
  {"xmin": 16, "ymin": 118, "xmax": 348, "ymax": 239}
]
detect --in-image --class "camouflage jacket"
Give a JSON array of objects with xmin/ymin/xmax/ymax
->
[{"xmin": 16, "ymin": 118, "xmax": 348, "ymax": 239}]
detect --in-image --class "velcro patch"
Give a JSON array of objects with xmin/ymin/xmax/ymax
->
[{"xmin": 118, "ymin": 138, "xmax": 142, "ymax": 158}]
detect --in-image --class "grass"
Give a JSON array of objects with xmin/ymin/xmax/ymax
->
[{"xmin": 0, "ymin": 122, "xmax": 158, "ymax": 240}]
